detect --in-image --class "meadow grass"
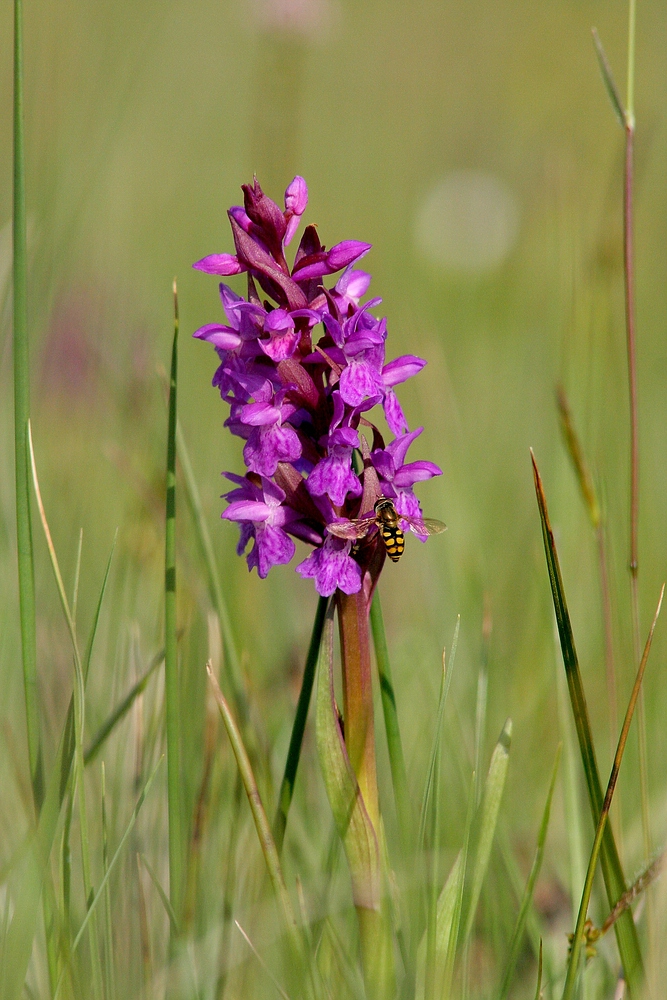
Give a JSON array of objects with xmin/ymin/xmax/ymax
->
[{"xmin": 2, "ymin": 1, "xmax": 667, "ymax": 998}]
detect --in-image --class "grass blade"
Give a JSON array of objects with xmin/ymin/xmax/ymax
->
[
  {"xmin": 206, "ymin": 663, "xmax": 303, "ymax": 955},
  {"xmin": 140, "ymin": 853, "xmax": 180, "ymax": 934},
  {"xmin": 591, "ymin": 28, "xmax": 626, "ymax": 128},
  {"xmin": 13, "ymin": 0, "xmax": 42, "ymax": 814},
  {"xmin": 28, "ymin": 424, "xmax": 104, "ymax": 999},
  {"xmin": 165, "ymin": 281, "xmax": 183, "ymax": 931},
  {"xmin": 370, "ymin": 589, "xmax": 412, "ymax": 855},
  {"xmin": 176, "ymin": 418, "xmax": 245, "ymax": 717},
  {"xmin": 67, "ymin": 758, "xmax": 163, "ymax": 961},
  {"xmin": 498, "ymin": 744, "xmax": 561, "ymax": 1000},
  {"xmin": 84, "ymin": 647, "xmax": 163, "ymax": 766},
  {"xmin": 531, "ymin": 451, "xmax": 644, "ymax": 993},
  {"xmin": 563, "ymin": 585, "xmax": 663, "ymax": 1000},
  {"xmin": 274, "ymin": 594, "xmax": 328, "ymax": 853},
  {"xmin": 461, "ymin": 718, "xmax": 512, "ymax": 946},
  {"xmin": 415, "ymin": 852, "xmax": 464, "ymax": 1000}
]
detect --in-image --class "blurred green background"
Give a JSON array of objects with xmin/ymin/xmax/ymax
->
[{"xmin": 1, "ymin": 0, "xmax": 667, "ymax": 995}]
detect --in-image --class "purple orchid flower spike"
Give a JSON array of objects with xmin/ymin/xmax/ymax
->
[{"xmin": 193, "ymin": 175, "xmax": 443, "ymax": 595}]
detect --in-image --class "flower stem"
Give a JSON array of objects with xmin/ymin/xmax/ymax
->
[
  {"xmin": 337, "ymin": 589, "xmax": 380, "ymax": 830},
  {"xmin": 335, "ymin": 588, "xmax": 394, "ymax": 999}
]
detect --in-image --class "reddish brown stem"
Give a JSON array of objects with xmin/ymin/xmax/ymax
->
[{"xmin": 336, "ymin": 589, "xmax": 380, "ymax": 831}]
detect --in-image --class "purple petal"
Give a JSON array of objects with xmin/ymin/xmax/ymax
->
[
  {"xmin": 383, "ymin": 389, "xmax": 409, "ymax": 436},
  {"xmin": 229, "ymin": 205, "xmax": 253, "ymax": 234},
  {"xmin": 193, "ymin": 324, "xmax": 243, "ymax": 351},
  {"xmin": 253, "ymin": 525, "xmax": 296, "ymax": 578},
  {"xmin": 293, "ymin": 241, "xmax": 372, "ymax": 282},
  {"xmin": 335, "ymin": 268, "xmax": 372, "ymax": 301},
  {"xmin": 371, "ymin": 450, "xmax": 396, "ymax": 482},
  {"xmin": 259, "ymin": 330, "xmax": 300, "ymax": 362},
  {"xmin": 193, "ymin": 254, "xmax": 245, "ymax": 275},
  {"xmin": 240, "ymin": 402, "xmax": 281, "ymax": 427},
  {"xmin": 307, "ymin": 455, "xmax": 362, "ymax": 506},
  {"xmin": 393, "ymin": 460, "xmax": 442, "ymax": 489},
  {"xmin": 327, "ymin": 241, "xmax": 372, "ymax": 271},
  {"xmin": 223, "ymin": 500, "xmax": 271, "ymax": 522},
  {"xmin": 382, "ymin": 355, "xmax": 426, "ymax": 387},
  {"xmin": 295, "ymin": 537, "xmax": 362, "ymax": 597},
  {"xmin": 386, "ymin": 426, "xmax": 423, "ymax": 469},
  {"xmin": 285, "ymin": 175, "xmax": 308, "ymax": 216},
  {"xmin": 338, "ymin": 360, "xmax": 385, "ymax": 407},
  {"xmin": 243, "ymin": 423, "xmax": 302, "ymax": 477},
  {"xmin": 264, "ymin": 309, "xmax": 295, "ymax": 334}
]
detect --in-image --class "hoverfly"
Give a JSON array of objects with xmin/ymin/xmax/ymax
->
[{"xmin": 327, "ymin": 497, "xmax": 446, "ymax": 562}]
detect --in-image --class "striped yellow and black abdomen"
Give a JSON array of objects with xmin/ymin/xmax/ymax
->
[{"xmin": 380, "ymin": 524, "xmax": 405, "ymax": 562}]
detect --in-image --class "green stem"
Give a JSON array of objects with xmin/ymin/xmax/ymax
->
[
  {"xmin": 165, "ymin": 283, "xmax": 183, "ymax": 932},
  {"xmin": 370, "ymin": 590, "xmax": 412, "ymax": 854},
  {"xmin": 13, "ymin": 0, "xmax": 42, "ymax": 815},
  {"xmin": 274, "ymin": 595, "xmax": 328, "ymax": 853},
  {"xmin": 336, "ymin": 589, "xmax": 395, "ymax": 1000}
]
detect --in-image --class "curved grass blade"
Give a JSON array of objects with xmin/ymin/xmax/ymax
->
[
  {"xmin": 206, "ymin": 663, "xmax": 303, "ymax": 958},
  {"xmin": 274, "ymin": 594, "xmax": 328, "ymax": 853},
  {"xmin": 140, "ymin": 853, "xmax": 179, "ymax": 935},
  {"xmin": 531, "ymin": 451, "xmax": 644, "ymax": 993},
  {"xmin": 563, "ymin": 585, "xmax": 663, "ymax": 1000},
  {"xmin": 498, "ymin": 744, "xmax": 561, "ymax": 1000},
  {"xmin": 71, "ymin": 758, "xmax": 162, "ymax": 952},
  {"xmin": 84, "ymin": 646, "xmax": 163, "ymax": 766},
  {"xmin": 176, "ymin": 419, "xmax": 245, "ymax": 716},
  {"xmin": 28, "ymin": 424, "xmax": 103, "ymax": 999},
  {"xmin": 370, "ymin": 589, "xmax": 412, "ymax": 855},
  {"xmin": 461, "ymin": 718, "xmax": 512, "ymax": 946},
  {"xmin": 165, "ymin": 281, "xmax": 183, "ymax": 932}
]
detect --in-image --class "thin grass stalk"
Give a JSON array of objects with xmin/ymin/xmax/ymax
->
[
  {"xmin": 622, "ymin": 0, "xmax": 653, "ymax": 923},
  {"xmin": 28, "ymin": 426, "xmax": 104, "ymax": 999},
  {"xmin": 101, "ymin": 764, "xmax": 116, "ymax": 1000},
  {"xmin": 274, "ymin": 594, "xmax": 328, "ymax": 853},
  {"xmin": 424, "ymin": 733, "xmax": 440, "ymax": 1000},
  {"xmin": 370, "ymin": 590, "xmax": 412, "ymax": 855},
  {"xmin": 176, "ymin": 420, "xmax": 245, "ymax": 717},
  {"xmin": 165, "ymin": 281, "xmax": 184, "ymax": 932},
  {"xmin": 216, "ymin": 774, "xmax": 243, "ymax": 1000},
  {"xmin": 205, "ymin": 664, "xmax": 306, "ymax": 969},
  {"xmin": 531, "ymin": 451, "xmax": 644, "ymax": 993},
  {"xmin": 13, "ymin": 0, "xmax": 42, "ymax": 815},
  {"xmin": 563, "ymin": 585, "xmax": 663, "ymax": 1000}
]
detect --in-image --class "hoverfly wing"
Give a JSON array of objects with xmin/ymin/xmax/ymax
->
[
  {"xmin": 326, "ymin": 516, "xmax": 376, "ymax": 541},
  {"xmin": 400, "ymin": 515, "xmax": 447, "ymax": 536}
]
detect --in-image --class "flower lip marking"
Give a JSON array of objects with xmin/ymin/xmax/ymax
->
[{"xmin": 327, "ymin": 496, "xmax": 446, "ymax": 563}]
